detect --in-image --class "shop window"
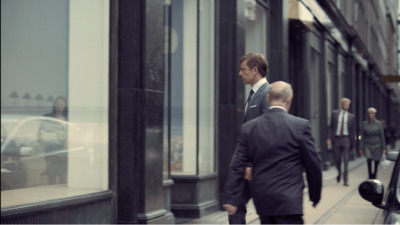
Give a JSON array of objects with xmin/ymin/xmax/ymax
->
[
  {"xmin": 245, "ymin": 0, "xmax": 268, "ymax": 100},
  {"xmin": 163, "ymin": 0, "xmax": 215, "ymax": 176},
  {"xmin": 1, "ymin": 0, "xmax": 109, "ymax": 208}
]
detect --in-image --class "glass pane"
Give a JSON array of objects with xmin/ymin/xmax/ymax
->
[
  {"xmin": 245, "ymin": 2, "xmax": 268, "ymax": 100},
  {"xmin": 170, "ymin": 0, "xmax": 197, "ymax": 175},
  {"xmin": 245, "ymin": 2, "xmax": 267, "ymax": 56},
  {"xmin": 1, "ymin": 0, "xmax": 109, "ymax": 208},
  {"xmin": 198, "ymin": 0, "xmax": 215, "ymax": 175}
]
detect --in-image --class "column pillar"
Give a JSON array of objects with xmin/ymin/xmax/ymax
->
[
  {"xmin": 216, "ymin": 0, "xmax": 246, "ymax": 209},
  {"xmin": 116, "ymin": 0, "xmax": 173, "ymax": 223},
  {"xmin": 269, "ymin": 0, "xmax": 289, "ymax": 82}
]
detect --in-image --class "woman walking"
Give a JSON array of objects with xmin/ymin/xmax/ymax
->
[{"xmin": 359, "ymin": 107, "xmax": 386, "ymax": 179}]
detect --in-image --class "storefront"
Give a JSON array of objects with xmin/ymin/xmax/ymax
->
[{"xmin": 2, "ymin": 0, "xmax": 399, "ymax": 224}]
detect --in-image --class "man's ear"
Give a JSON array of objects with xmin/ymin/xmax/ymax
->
[
  {"xmin": 286, "ymin": 96, "xmax": 293, "ymax": 108},
  {"xmin": 252, "ymin": 66, "xmax": 258, "ymax": 74}
]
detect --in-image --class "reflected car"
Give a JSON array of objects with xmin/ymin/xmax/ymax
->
[
  {"xmin": 358, "ymin": 151, "xmax": 400, "ymax": 224},
  {"xmin": 1, "ymin": 116, "xmax": 85, "ymax": 190}
]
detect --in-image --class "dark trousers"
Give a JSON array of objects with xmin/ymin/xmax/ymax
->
[
  {"xmin": 228, "ymin": 181, "xmax": 251, "ymax": 224},
  {"xmin": 367, "ymin": 159, "xmax": 380, "ymax": 179},
  {"xmin": 332, "ymin": 136, "xmax": 350, "ymax": 184},
  {"xmin": 259, "ymin": 214, "xmax": 304, "ymax": 224}
]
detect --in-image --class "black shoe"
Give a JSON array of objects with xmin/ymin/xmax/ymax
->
[
  {"xmin": 344, "ymin": 183, "xmax": 349, "ymax": 186},
  {"xmin": 336, "ymin": 174, "xmax": 341, "ymax": 183}
]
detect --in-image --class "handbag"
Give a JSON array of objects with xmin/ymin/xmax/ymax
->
[{"xmin": 380, "ymin": 154, "xmax": 391, "ymax": 170}]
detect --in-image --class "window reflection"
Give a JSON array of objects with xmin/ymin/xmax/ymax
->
[
  {"xmin": 164, "ymin": 0, "xmax": 215, "ymax": 176},
  {"xmin": 1, "ymin": 0, "xmax": 109, "ymax": 208},
  {"xmin": 2, "ymin": 116, "xmax": 71, "ymax": 189}
]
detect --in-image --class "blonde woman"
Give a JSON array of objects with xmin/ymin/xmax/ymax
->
[{"xmin": 359, "ymin": 107, "xmax": 386, "ymax": 179}]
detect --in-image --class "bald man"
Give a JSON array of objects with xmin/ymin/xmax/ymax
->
[{"xmin": 223, "ymin": 81, "xmax": 322, "ymax": 224}]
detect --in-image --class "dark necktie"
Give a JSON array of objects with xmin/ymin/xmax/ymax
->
[
  {"xmin": 340, "ymin": 112, "xmax": 345, "ymax": 136},
  {"xmin": 246, "ymin": 90, "xmax": 254, "ymax": 113}
]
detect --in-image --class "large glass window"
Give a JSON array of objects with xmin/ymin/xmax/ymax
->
[
  {"xmin": 163, "ymin": 0, "xmax": 215, "ymax": 176},
  {"xmin": 1, "ymin": 0, "xmax": 109, "ymax": 208}
]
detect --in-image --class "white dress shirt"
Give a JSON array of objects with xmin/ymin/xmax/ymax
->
[{"xmin": 336, "ymin": 110, "xmax": 349, "ymax": 136}]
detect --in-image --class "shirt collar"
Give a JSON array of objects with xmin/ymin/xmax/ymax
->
[
  {"xmin": 251, "ymin": 77, "xmax": 267, "ymax": 93},
  {"xmin": 269, "ymin": 106, "xmax": 287, "ymax": 112}
]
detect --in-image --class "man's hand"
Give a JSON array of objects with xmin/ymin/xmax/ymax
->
[
  {"xmin": 244, "ymin": 167, "xmax": 252, "ymax": 181},
  {"xmin": 312, "ymin": 202, "xmax": 318, "ymax": 208},
  {"xmin": 326, "ymin": 139, "xmax": 331, "ymax": 147},
  {"xmin": 223, "ymin": 204, "xmax": 237, "ymax": 215}
]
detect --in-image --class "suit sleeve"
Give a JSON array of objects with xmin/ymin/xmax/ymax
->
[
  {"xmin": 327, "ymin": 111, "xmax": 334, "ymax": 140},
  {"xmin": 350, "ymin": 115, "xmax": 356, "ymax": 148},
  {"xmin": 300, "ymin": 122, "xmax": 322, "ymax": 205},
  {"xmin": 224, "ymin": 126, "xmax": 250, "ymax": 206}
]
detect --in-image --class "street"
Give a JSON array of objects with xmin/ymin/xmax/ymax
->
[
  {"xmin": 187, "ymin": 155, "xmax": 395, "ymax": 224},
  {"xmin": 302, "ymin": 159, "xmax": 393, "ymax": 224}
]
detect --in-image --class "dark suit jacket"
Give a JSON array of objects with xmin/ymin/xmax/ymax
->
[
  {"xmin": 225, "ymin": 108, "xmax": 322, "ymax": 216},
  {"xmin": 243, "ymin": 82, "xmax": 269, "ymax": 123},
  {"xmin": 327, "ymin": 110, "xmax": 356, "ymax": 148}
]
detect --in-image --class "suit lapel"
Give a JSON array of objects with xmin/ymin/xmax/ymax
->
[
  {"xmin": 248, "ymin": 83, "xmax": 267, "ymax": 106},
  {"xmin": 243, "ymin": 82, "xmax": 269, "ymax": 123}
]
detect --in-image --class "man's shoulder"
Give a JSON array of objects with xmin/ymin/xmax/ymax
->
[
  {"xmin": 287, "ymin": 113, "xmax": 309, "ymax": 125},
  {"xmin": 268, "ymin": 110, "xmax": 309, "ymax": 126},
  {"xmin": 260, "ymin": 82, "xmax": 269, "ymax": 92}
]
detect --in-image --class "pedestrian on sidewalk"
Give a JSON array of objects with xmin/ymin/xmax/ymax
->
[
  {"xmin": 359, "ymin": 107, "xmax": 386, "ymax": 179},
  {"xmin": 223, "ymin": 81, "xmax": 322, "ymax": 224},
  {"xmin": 326, "ymin": 98, "xmax": 356, "ymax": 186},
  {"xmin": 227, "ymin": 53, "xmax": 270, "ymax": 224}
]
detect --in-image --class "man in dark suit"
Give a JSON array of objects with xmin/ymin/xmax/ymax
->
[
  {"xmin": 239, "ymin": 53, "xmax": 270, "ymax": 124},
  {"xmin": 223, "ymin": 81, "xmax": 322, "ymax": 224},
  {"xmin": 326, "ymin": 98, "xmax": 355, "ymax": 186},
  {"xmin": 229, "ymin": 53, "xmax": 270, "ymax": 224}
]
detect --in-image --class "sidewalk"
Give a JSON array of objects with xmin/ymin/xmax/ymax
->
[
  {"xmin": 184, "ymin": 156, "xmax": 367, "ymax": 224},
  {"xmin": 184, "ymin": 140, "xmax": 400, "ymax": 224},
  {"xmin": 321, "ymin": 156, "xmax": 366, "ymax": 184}
]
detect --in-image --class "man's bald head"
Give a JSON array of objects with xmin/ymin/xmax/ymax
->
[{"xmin": 267, "ymin": 81, "xmax": 293, "ymax": 111}]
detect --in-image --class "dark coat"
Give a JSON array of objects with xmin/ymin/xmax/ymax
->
[
  {"xmin": 225, "ymin": 108, "xmax": 322, "ymax": 216},
  {"xmin": 243, "ymin": 82, "xmax": 269, "ymax": 123}
]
